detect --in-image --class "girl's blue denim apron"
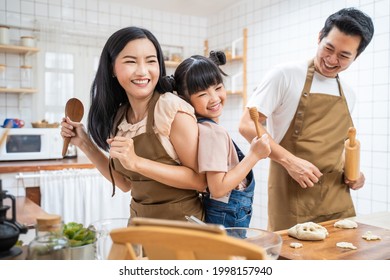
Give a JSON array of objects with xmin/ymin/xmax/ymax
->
[{"xmin": 198, "ymin": 118, "xmax": 255, "ymax": 228}]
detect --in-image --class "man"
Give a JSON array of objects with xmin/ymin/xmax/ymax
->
[{"xmin": 239, "ymin": 8, "xmax": 374, "ymax": 231}]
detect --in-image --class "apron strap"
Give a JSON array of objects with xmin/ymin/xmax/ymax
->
[{"xmin": 291, "ymin": 59, "xmax": 315, "ymax": 139}]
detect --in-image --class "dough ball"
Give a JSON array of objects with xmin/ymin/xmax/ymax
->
[
  {"xmin": 289, "ymin": 242, "xmax": 303, "ymax": 248},
  {"xmin": 287, "ymin": 222, "xmax": 329, "ymax": 241},
  {"xmin": 334, "ymin": 219, "xmax": 358, "ymax": 229},
  {"xmin": 362, "ymin": 231, "xmax": 381, "ymax": 241},
  {"xmin": 336, "ymin": 242, "xmax": 357, "ymax": 250}
]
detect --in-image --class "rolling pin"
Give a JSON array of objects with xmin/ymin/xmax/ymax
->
[{"xmin": 344, "ymin": 127, "xmax": 360, "ymax": 181}]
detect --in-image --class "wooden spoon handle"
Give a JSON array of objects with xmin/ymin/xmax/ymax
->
[
  {"xmin": 62, "ymin": 138, "xmax": 71, "ymax": 157},
  {"xmin": 249, "ymin": 107, "xmax": 262, "ymax": 138}
]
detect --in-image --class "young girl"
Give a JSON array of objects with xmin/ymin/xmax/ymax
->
[
  {"xmin": 61, "ymin": 27, "xmax": 205, "ymax": 222},
  {"xmin": 162, "ymin": 51, "xmax": 271, "ymax": 228}
]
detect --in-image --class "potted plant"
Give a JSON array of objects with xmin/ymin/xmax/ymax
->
[{"xmin": 63, "ymin": 222, "xmax": 96, "ymax": 260}]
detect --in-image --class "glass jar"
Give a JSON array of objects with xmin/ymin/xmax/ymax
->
[
  {"xmin": 0, "ymin": 25, "xmax": 10, "ymax": 45},
  {"xmin": 27, "ymin": 214, "xmax": 70, "ymax": 260},
  {"xmin": 20, "ymin": 65, "xmax": 33, "ymax": 88}
]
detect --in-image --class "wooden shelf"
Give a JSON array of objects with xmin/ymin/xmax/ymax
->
[
  {"xmin": 226, "ymin": 90, "xmax": 243, "ymax": 95},
  {"xmin": 0, "ymin": 44, "xmax": 39, "ymax": 54},
  {"xmin": 204, "ymin": 28, "xmax": 247, "ymax": 109},
  {"xmin": 226, "ymin": 55, "xmax": 244, "ymax": 62},
  {"xmin": 165, "ymin": 60, "xmax": 181, "ymax": 68},
  {"xmin": 0, "ymin": 87, "xmax": 38, "ymax": 93}
]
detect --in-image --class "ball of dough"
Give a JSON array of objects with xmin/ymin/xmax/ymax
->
[
  {"xmin": 334, "ymin": 219, "xmax": 358, "ymax": 229},
  {"xmin": 287, "ymin": 222, "xmax": 329, "ymax": 241},
  {"xmin": 290, "ymin": 242, "xmax": 303, "ymax": 248},
  {"xmin": 336, "ymin": 242, "xmax": 357, "ymax": 250}
]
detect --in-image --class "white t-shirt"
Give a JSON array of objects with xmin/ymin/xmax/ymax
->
[{"xmin": 247, "ymin": 60, "xmax": 356, "ymax": 143}]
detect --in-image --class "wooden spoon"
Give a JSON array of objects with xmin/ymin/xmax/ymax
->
[
  {"xmin": 62, "ymin": 98, "xmax": 84, "ymax": 157},
  {"xmin": 249, "ymin": 107, "xmax": 262, "ymax": 138},
  {"xmin": 0, "ymin": 122, "xmax": 11, "ymax": 148}
]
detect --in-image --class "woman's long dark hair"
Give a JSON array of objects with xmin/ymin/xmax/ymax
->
[{"xmin": 88, "ymin": 26, "xmax": 166, "ymax": 151}]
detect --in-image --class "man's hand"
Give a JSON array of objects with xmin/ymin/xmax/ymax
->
[
  {"xmin": 282, "ymin": 155, "xmax": 323, "ymax": 188},
  {"xmin": 345, "ymin": 172, "xmax": 365, "ymax": 190}
]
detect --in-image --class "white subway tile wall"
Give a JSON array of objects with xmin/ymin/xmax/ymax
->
[{"xmin": 0, "ymin": 0, "xmax": 388, "ymax": 229}]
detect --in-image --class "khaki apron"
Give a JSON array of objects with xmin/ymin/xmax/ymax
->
[
  {"xmin": 268, "ymin": 59, "xmax": 356, "ymax": 231},
  {"xmin": 110, "ymin": 92, "xmax": 204, "ymax": 221}
]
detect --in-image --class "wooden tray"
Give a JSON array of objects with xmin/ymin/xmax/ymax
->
[{"xmin": 276, "ymin": 219, "xmax": 390, "ymax": 260}]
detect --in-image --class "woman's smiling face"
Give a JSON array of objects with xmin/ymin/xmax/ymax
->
[{"xmin": 113, "ymin": 38, "xmax": 160, "ymax": 99}]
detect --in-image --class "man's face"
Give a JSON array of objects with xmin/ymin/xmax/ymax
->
[{"xmin": 314, "ymin": 27, "xmax": 361, "ymax": 78}]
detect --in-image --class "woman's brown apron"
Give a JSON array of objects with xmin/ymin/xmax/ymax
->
[
  {"xmin": 268, "ymin": 60, "xmax": 356, "ymax": 231},
  {"xmin": 110, "ymin": 92, "xmax": 204, "ymax": 221}
]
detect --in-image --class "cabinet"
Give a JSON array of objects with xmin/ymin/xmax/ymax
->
[
  {"xmin": 0, "ymin": 44, "xmax": 39, "ymax": 94},
  {"xmin": 204, "ymin": 28, "xmax": 247, "ymax": 109}
]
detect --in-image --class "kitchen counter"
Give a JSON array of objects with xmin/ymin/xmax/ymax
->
[
  {"xmin": 5, "ymin": 196, "xmax": 48, "ymax": 228},
  {"xmin": 276, "ymin": 214, "xmax": 390, "ymax": 260},
  {"xmin": 0, "ymin": 156, "xmax": 95, "ymax": 173}
]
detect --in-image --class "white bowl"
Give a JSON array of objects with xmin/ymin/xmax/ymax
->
[{"xmin": 225, "ymin": 227, "xmax": 282, "ymax": 260}]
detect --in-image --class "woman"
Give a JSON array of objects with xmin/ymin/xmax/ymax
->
[{"xmin": 61, "ymin": 27, "xmax": 205, "ymax": 221}]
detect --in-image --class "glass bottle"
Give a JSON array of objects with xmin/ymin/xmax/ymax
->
[
  {"xmin": 27, "ymin": 214, "xmax": 70, "ymax": 260},
  {"xmin": 20, "ymin": 65, "xmax": 33, "ymax": 88}
]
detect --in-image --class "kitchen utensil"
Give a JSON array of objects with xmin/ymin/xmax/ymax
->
[
  {"xmin": 344, "ymin": 127, "xmax": 360, "ymax": 181},
  {"xmin": 0, "ymin": 123, "xmax": 10, "ymax": 147},
  {"xmin": 249, "ymin": 107, "xmax": 262, "ymax": 138},
  {"xmin": 0, "ymin": 180, "xmax": 28, "ymax": 259},
  {"xmin": 185, "ymin": 215, "xmax": 206, "ymax": 225},
  {"xmin": 62, "ymin": 98, "xmax": 84, "ymax": 157}
]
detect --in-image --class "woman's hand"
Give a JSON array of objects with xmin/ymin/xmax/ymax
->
[
  {"xmin": 108, "ymin": 136, "xmax": 139, "ymax": 171},
  {"xmin": 60, "ymin": 116, "xmax": 88, "ymax": 147}
]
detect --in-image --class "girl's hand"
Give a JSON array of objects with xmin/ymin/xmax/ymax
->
[
  {"xmin": 108, "ymin": 136, "xmax": 139, "ymax": 171},
  {"xmin": 250, "ymin": 134, "xmax": 271, "ymax": 160}
]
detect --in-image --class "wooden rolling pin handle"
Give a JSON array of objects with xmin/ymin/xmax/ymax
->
[
  {"xmin": 344, "ymin": 127, "xmax": 360, "ymax": 181},
  {"xmin": 348, "ymin": 127, "xmax": 356, "ymax": 147}
]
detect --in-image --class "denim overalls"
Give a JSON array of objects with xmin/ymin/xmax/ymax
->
[{"xmin": 198, "ymin": 118, "xmax": 255, "ymax": 228}]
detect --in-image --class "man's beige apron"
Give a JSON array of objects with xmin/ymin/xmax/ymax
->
[
  {"xmin": 268, "ymin": 60, "xmax": 356, "ymax": 231},
  {"xmin": 110, "ymin": 92, "xmax": 204, "ymax": 221}
]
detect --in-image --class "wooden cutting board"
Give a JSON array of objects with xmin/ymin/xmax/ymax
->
[{"xmin": 276, "ymin": 219, "xmax": 390, "ymax": 260}]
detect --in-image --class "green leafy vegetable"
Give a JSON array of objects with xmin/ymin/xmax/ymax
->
[{"xmin": 63, "ymin": 222, "xmax": 96, "ymax": 247}]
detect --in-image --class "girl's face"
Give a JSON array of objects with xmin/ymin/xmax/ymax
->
[
  {"xmin": 189, "ymin": 83, "xmax": 226, "ymax": 121},
  {"xmin": 113, "ymin": 38, "xmax": 160, "ymax": 100}
]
